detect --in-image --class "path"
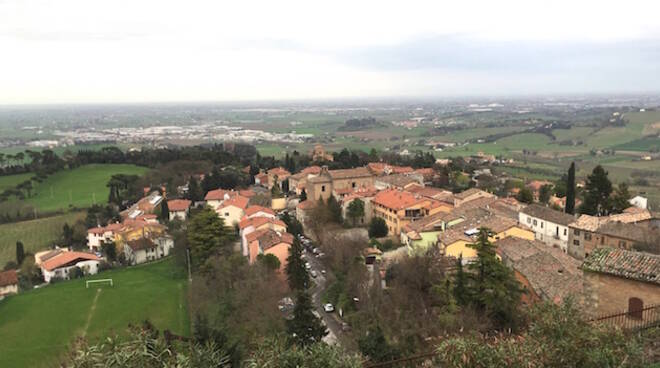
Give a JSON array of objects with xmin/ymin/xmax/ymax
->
[{"xmin": 82, "ymin": 288, "xmax": 102, "ymax": 337}]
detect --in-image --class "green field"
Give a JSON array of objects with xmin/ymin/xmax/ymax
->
[
  {"xmin": 0, "ymin": 258, "xmax": 189, "ymax": 368},
  {"xmin": 0, "ymin": 172, "xmax": 33, "ymax": 191},
  {"xmin": 17, "ymin": 164, "xmax": 148, "ymax": 212},
  {"xmin": 0, "ymin": 212, "xmax": 86, "ymax": 267}
]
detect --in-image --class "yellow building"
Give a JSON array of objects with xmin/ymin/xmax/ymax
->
[{"xmin": 371, "ymin": 189, "xmax": 449, "ymax": 236}]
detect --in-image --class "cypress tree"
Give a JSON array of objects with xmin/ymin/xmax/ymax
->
[
  {"xmin": 16, "ymin": 241, "xmax": 25, "ymax": 265},
  {"xmin": 565, "ymin": 162, "xmax": 576, "ymax": 214}
]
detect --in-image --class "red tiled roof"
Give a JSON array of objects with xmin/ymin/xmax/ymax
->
[
  {"xmin": 0, "ymin": 269, "xmax": 18, "ymax": 287},
  {"xmin": 256, "ymin": 229, "xmax": 294, "ymax": 250},
  {"xmin": 268, "ymin": 167, "xmax": 291, "ymax": 177},
  {"xmin": 218, "ymin": 195, "xmax": 249, "ymax": 210},
  {"xmin": 372, "ymin": 189, "xmax": 426, "ymax": 210},
  {"xmin": 205, "ymin": 189, "xmax": 233, "ymax": 201},
  {"xmin": 168, "ymin": 199, "xmax": 191, "ymax": 212},
  {"xmin": 41, "ymin": 252, "xmax": 100, "ymax": 272},
  {"xmin": 296, "ymin": 200, "xmax": 317, "ymax": 210},
  {"xmin": 246, "ymin": 228, "xmax": 270, "ymax": 243},
  {"xmin": 239, "ymin": 189, "xmax": 255, "ymax": 198},
  {"xmin": 301, "ymin": 166, "xmax": 322, "ymax": 175},
  {"xmin": 245, "ymin": 205, "xmax": 276, "ymax": 217},
  {"xmin": 239, "ymin": 216, "xmax": 286, "ymax": 230}
]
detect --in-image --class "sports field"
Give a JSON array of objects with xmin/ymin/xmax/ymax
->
[
  {"xmin": 0, "ymin": 211, "xmax": 86, "ymax": 267},
  {"xmin": 13, "ymin": 164, "xmax": 148, "ymax": 212},
  {"xmin": 0, "ymin": 258, "xmax": 189, "ymax": 368}
]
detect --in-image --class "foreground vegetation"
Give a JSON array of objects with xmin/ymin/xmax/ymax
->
[{"xmin": 0, "ymin": 258, "xmax": 189, "ymax": 368}]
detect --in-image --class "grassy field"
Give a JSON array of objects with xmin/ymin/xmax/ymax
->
[
  {"xmin": 0, "ymin": 212, "xmax": 86, "ymax": 267},
  {"xmin": 0, "ymin": 258, "xmax": 189, "ymax": 368},
  {"xmin": 19, "ymin": 164, "xmax": 149, "ymax": 212},
  {"xmin": 0, "ymin": 172, "xmax": 33, "ymax": 191}
]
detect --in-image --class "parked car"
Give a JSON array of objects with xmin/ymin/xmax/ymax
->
[
  {"xmin": 321, "ymin": 270, "xmax": 326, "ymax": 275},
  {"xmin": 305, "ymin": 262, "xmax": 311, "ymax": 270},
  {"xmin": 310, "ymin": 270, "xmax": 317, "ymax": 278},
  {"xmin": 323, "ymin": 303, "xmax": 335, "ymax": 313}
]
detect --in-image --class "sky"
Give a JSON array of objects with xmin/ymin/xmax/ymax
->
[{"xmin": 1, "ymin": 0, "xmax": 659, "ymax": 104}]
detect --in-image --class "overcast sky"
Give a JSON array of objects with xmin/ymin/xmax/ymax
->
[{"xmin": 1, "ymin": 0, "xmax": 659, "ymax": 104}]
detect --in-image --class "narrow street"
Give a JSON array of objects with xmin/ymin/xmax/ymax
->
[{"xmin": 304, "ymin": 247, "xmax": 345, "ymax": 346}]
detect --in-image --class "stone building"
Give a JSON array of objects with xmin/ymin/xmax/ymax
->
[{"xmin": 306, "ymin": 166, "xmax": 374, "ymax": 202}]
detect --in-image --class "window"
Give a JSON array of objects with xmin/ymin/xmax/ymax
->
[
  {"xmin": 321, "ymin": 185, "xmax": 326, "ymax": 192},
  {"xmin": 526, "ymin": 217, "xmax": 531, "ymax": 224},
  {"xmin": 628, "ymin": 297, "xmax": 643, "ymax": 319},
  {"xmin": 618, "ymin": 240, "xmax": 627, "ymax": 248},
  {"xmin": 352, "ymin": 182, "xmax": 356, "ymax": 188},
  {"xmin": 564, "ymin": 228, "xmax": 567, "ymax": 236},
  {"xmin": 574, "ymin": 229, "xmax": 581, "ymax": 236},
  {"xmin": 224, "ymin": 212, "xmax": 229, "ymax": 217},
  {"xmin": 584, "ymin": 232, "xmax": 592, "ymax": 241},
  {"xmin": 573, "ymin": 240, "xmax": 580, "ymax": 246},
  {"xmin": 540, "ymin": 222, "xmax": 544, "ymax": 228},
  {"xmin": 600, "ymin": 236, "xmax": 604, "ymax": 245},
  {"xmin": 533, "ymin": 219, "xmax": 537, "ymax": 226}
]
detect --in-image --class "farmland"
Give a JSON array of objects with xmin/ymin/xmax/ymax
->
[
  {"xmin": 0, "ymin": 258, "xmax": 189, "ymax": 368},
  {"xmin": 2, "ymin": 164, "xmax": 148, "ymax": 213},
  {"xmin": 0, "ymin": 211, "xmax": 86, "ymax": 267}
]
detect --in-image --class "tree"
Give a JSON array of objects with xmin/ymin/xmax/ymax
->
[
  {"xmin": 271, "ymin": 177, "xmax": 283, "ymax": 198},
  {"xmin": 285, "ymin": 238, "xmax": 309, "ymax": 291},
  {"xmin": 257, "ymin": 253, "xmax": 281, "ymax": 271},
  {"xmin": 358, "ymin": 325, "xmax": 400, "ymax": 363},
  {"xmin": 466, "ymin": 228, "xmax": 523, "ymax": 328},
  {"xmin": 452, "ymin": 254, "xmax": 469, "ymax": 306},
  {"xmin": 347, "ymin": 198, "xmax": 365, "ymax": 226},
  {"xmin": 15, "ymin": 241, "xmax": 25, "ymax": 265},
  {"xmin": 516, "ymin": 187, "xmax": 534, "ymax": 204},
  {"xmin": 286, "ymin": 291, "xmax": 328, "ymax": 346},
  {"xmin": 580, "ymin": 165, "xmax": 613, "ymax": 216},
  {"xmin": 101, "ymin": 241, "xmax": 117, "ymax": 262},
  {"xmin": 281, "ymin": 212, "xmax": 303, "ymax": 238},
  {"xmin": 187, "ymin": 207, "xmax": 234, "ymax": 270},
  {"xmin": 538, "ymin": 184, "xmax": 553, "ymax": 204},
  {"xmin": 245, "ymin": 336, "xmax": 361, "ymax": 367},
  {"xmin": 300, "ymin": 188, "xmax": 307, "ymax": 201},
  {"xmin": 610, "ymin": 182, "xmax": 632, "ymax": 214},
  {"xmin": 187, "ymin": 175, "xmax": 203, "ymax": 202},
  {"xmin": 565, "ymin": 162, "xmax": 576, "ymax": 214},
  {"xmin": 62, "ymin": 223, "xmax": 74, "ymax": 246},
  {"xmin": 159, "ymin": 200, "xmax": 169, "ymax": 222},
  {"xmin": 368, "ymin": 217, "xmax": 388, "ymax": 238},
  {"xmin": 281, "ymin": 178, "xmax": 290, "ymax": 193},
  {"xmin": 327, "ymin": 195, "xmax": 343, "ymax": 224}
]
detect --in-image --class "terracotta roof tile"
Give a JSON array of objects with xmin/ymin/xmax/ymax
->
[
  {"xmin": 167, "ymin": 199, "xmax": 192, "ymax": 212},
  {"xmin": 41, "ymin": 252, "xmax": 100, "ymax": 272},
  {"xmin": 244, "ymin": 205, "xmax": 275, "ymax": 217},
  {"xmin": 582, "ymin": 247, "xmax": 660, "ymax": 285},
  {"xmin": 0, "ymin": 269, "xmax": 18, "ymax": 287},
  {"xmin": 218, "ymin": 195, "xmax": 249, "ymax": 210}
]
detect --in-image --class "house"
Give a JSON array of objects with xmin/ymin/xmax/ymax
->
[
  {"xmin": 254, "ymin": 172, "xmax": 269, "ymax": 187},
  {"xmin": 307, "ymin": 166, "xmax": 374, "ymax": 202},
  {"xmin": 567, "ymin": 209, "xmax": 654, "ymax": 259},
  {"xmin": 519, "ymin": 204, "xmax": 575, "ymax": 252},
  {"xmin": 239, "ymin": 216, "xmax": 287, "ymax": 257},
  {"xmin": 372, "ymin": 189, "xmax": 448, "ymax": 236},
  {"xmin": 453, "ymin": 188, "xmax": 496, "ymax": 207},
  {"xmin": 439, "ymin": 214, "xmax": 534, "ymax": 262},
  {"xmin": 0, "ymin": 269, "xmax": 18, "ymax": 297},
  {"xmin": 120, "ymin": 191, "xmax": 163, "ymax": 220},
  {"xmin": 40, "ymin": 251, "xmax": 101, "ymax": 283},
  {"xmin": 167, "ymin": 199, "xmax": 192, "ymax": 221},
  {"xmin": 267, "ymin": 167, "xmax": 292, "ymax": 189},
  {"xmin": 629, "ymin": 195, "xmax": 648, "ymax": 210},
  {"xmin": 582, "ymin": 248, "xmax": 660, "ymax": 317},
  {"xmin": 310, "ymin": 144, "xmax": 333, "ymax": 162},
  {"xmin": 339, "ymin": 188, "xmax": 379, "ymax": 226},
  {"xmin": 401, "ymin": 211, "xmax": 464, "ymax": 255},
  {"xmin": 246, "ymin": 229, "xmax": 294, "ymax": 271},
  {"xmin": 374, "ymin": 174, "xmax": 423, "ymax": 190},
  {"xmin": 495, "ymin": 237, "xmax": 582, "ymax": 304},
  {"xmin": 114, "ymin": 219, "xmax": 167, "ymax": 249},
  {"xmin": 123, "ymin": 236, "xmax": 174, "ymax": 265},
  {"xmin": 215, "ymin": 195, "xmax": 249, "ymax": 227},
  {"xmin": 205, "ymin": 188, "xmax": 239, "ymax": 209},
  {"xmin": 295, "ymin": 200, "xmax": 317, "ymax": 226},
  {"xmin": 288, "ymin": 166, "xmax": 322, "ymax": 195},
  {"xmin": 87, "ymin": 223, "xmax": 122, "ymax": 252},
  {"xmin": 244, "ymin": 205, "xmax": 277, "ymax": 219},
  {"xmin": 405, "ymin": 186, "xmax": 454, "ymax": 202},
  {"xmin": 366, "ymin": 163, "xmax": 414, "ymax": 176}
]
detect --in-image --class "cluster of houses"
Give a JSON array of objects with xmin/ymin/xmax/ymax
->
[{"xmin": 288, "ymin": 160, "xmax": 659, "ymax": 318}]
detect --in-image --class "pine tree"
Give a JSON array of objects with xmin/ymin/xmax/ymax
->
[
  {"xmin": 286, "ymin": 291, "xmax": 327, "ymax": 346},
  {"xmin": 285, "ymin": 238, "xmax": 309, "ymax": 290},
  {"xmin": 347, "ymin": 198, "xmax": 365, "ymax": 226},
  {"xmin": 453, "ymin": 254, "xmax": 469, "ymax": 306},
  {"xmin": 159, "ymin": 200, "xmax": 169, "ymax": 222},
  {"xmin": 610, "ymin": 182, "xmax": 632, "ymax": 214},
  {"xmin": 327, "ymin": 195, "xmax": 343, "ymax": 224},
  {"xmin": 580, "ymin": 165, "xmax": 613, "ymax": 216},
  {"xmin": 467, "ymin": 228, "xmax": 523, "ymax": 327},
  {"xmin": 187, "ymin": 176, "xmax": 203, "ymax": 202},
  {"xmin": 565, "ymin": 162, "xmax": 576, "ymax": 214},
  {"xmin": 15, "ymin": 241, "xmax": 25, "ymax": 265}
]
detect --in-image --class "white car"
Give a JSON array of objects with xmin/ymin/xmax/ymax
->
[
  {"xmin": 323, "ymin": 303, "xmax": 335, "ymax": 313},
  {"xmin": 321, "ymin": 270, "xmax": 326, "ymax": 275},
  {"xmin": 305, "ymin": 262, "xmax": 311, "ymax": 270},
  {"xmin": 310, "ymin": 270, "xmax": 317, "ymax": 278}
]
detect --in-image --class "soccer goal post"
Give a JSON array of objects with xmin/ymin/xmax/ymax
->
[{"xmin": 86, "ymin": 279, "xmax": 113, "ymax": 288}]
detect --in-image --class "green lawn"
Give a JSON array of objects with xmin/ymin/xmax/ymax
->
[
  {"xmin": 0, "ymin": 258, "xmax": 189, "ymax": 368},
  {"xmin": 0, "ymin": 212, "xmax": 86, "ymax": 267},
  {"xmin": 22, "ymin": 164, "xmax": 148, "ymax": 212}
]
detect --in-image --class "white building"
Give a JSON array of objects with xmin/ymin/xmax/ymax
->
[
  {"xmin": 629, "ymin": 195, "xmax": 648, "ymax": 210},
  {"xmin": 40, "ymin": 251, "xmax": 101, "ymax": 283},
  {"xmin": 519, "ymin": 204, "xmax": 575, "ymax": 252},
  {"xmin": 123, "ymin": 236, "xmax": 174, "ymax": 265},
  {"xmin": 87, "ymin": 223, "xmax": 122, "ymax": 252}
]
